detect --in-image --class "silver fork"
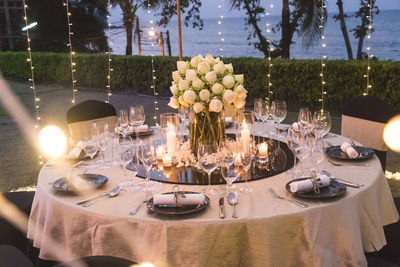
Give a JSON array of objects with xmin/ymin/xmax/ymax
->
[
  {"xmin": 328, "ymin": 159, "xmax": 369, "ymax": 167},
  {"xmin": 129, "ymin": 191, "xmax": 151, "ymax": 215},
  {"xmin": 269, "ymin": 188, "xmax": 308, "ymax": 208}
]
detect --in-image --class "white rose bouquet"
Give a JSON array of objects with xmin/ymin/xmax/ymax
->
[{"xmin": 168, "ymin": 54, "xmax": 248, "ymax": 153}]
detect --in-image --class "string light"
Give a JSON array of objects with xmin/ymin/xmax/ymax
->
[
  {"xmin": 22, "ymin": 0, "xmax": 42, "ymax": 164},
  {"xmin": 319, "ymin": 0, "xmax": 327, "ymax": 111},
  {"xmin": 147, "ymin": 0, "xmax": 159, "ymax": 126},
  {"xmin": 63, "ymin": 0, "xmax": 77, "ymax": 104},
  {"xmin": 105, "ymin": 0, "xmax": 113, "ymax": 103},
  {"xmin": 217, "ymin": 0, "xmax": 224, "ymax": 58},
  {"xmin": 364, "ymin": 0, "xmax": 373, "ymax": 96},
  {"xmin": 265, "ymin": 2, "xmax": 273, "ymax": 101}
]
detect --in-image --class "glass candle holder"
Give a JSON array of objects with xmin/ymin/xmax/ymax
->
[{"xmin": 160, "ymin": 113, "xmax": 180, "ymax": 156}]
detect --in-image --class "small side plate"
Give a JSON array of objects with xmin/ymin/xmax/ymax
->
[
  {"xmin": 325, "ymin": 145, "xmax": 374, "ymax": 160},
  {"xmin": 285, "ymin": 178, "xmax": 346, "ymax": 199},
  {"xmin": 52, "ymin": 173, "xmax": 108, "ymax": 193}
]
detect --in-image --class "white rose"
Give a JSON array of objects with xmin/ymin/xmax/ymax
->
[
  {"xmin": 168, "ymin": 97, "xmax": 179, "ymax": 109},
  {"xmin": 234, "ymin": 84, "xmax": 247, "ymax": 97},
  {"xmin": 225, "ymin": 63, "xmax": 233, "ymax": 73},
  {"xmin": 223, "ymin": 89, "xmax": 236, "ymax": 104},
  {"xmin": 179, "ymin": 95, "xmax": 189, "ymax": 107},
  {"xmin": 185, "ymin": 69, "xmax": 197, "ymax": 81},
  {"xmin": 197, "ymin": 61, "xmax": 210, "ymax": 74},
  {"xmin": 213, "ymin": 61, "xmax": 226, "ymax": 75},
  {"xmin": 234, "ymin": 99, "xmax": 246, "ymax": 109},
  {"xmin": 222, "ymin": 75, "xmax": 235, "ymax": 89},
  {"xmin": 215, "ymin": 57, "xmax": 221, "ymax": 63},
  {"xmin": 235, "ymin": 74, "xmax": 244, "ymax": 84},
  {"xmin": 170, "ymin": 84, "xmax": 178, "ymax": 95},
  {"xmin": 190, "ymin": 56, "xmax": 200, "ymax": 68},
  {"xmin": 172, "ymin": 71, "xmax": 181, "ymax": 83},
  {"xmin": 209, "ymin": 99, "xmax": 223, "ymax": 113},
  {"xmin": 192, "ymin": 77, "xmax": 204, "ymax": 89},
  {"xmin": 193, "ymin": 102, "xmax": 204, "ymax": 113},
  {"xmin": 178, "ymin": 79, "xmax": 189, "ymax": 91},
  {"xmin": 211, "ymin": 83, "xmax": 224, "ymax": 95},
  {"xmin": 183, "ymin": 90, "xmax": 196, "ymax": 104},
  {"xmin": 205, "ymin": 71, "xmax": 217, "ymax": 84},
  {"xmin": 199, "ymin": 89, "xmax": 210, "ymax": 101},
  {"xmin": 205, "ymin": 54, "xmax": 215, "ymax": 66},
  {"xmin": 177, "ymin": 61, "xmax": 188, "ymax": 74},
  {"xmin": 197, "ymin": 54, "xmax": 204, "ymax": 60}
]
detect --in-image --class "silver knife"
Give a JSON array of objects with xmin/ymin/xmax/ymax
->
[{"xmin": 219, "ymin": 197, "xmax": 225, "ymax": 219}]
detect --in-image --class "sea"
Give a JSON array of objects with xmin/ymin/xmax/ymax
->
[{"xmin": 109, "ymin": 9, "xmax": 400, "ymax": 60}]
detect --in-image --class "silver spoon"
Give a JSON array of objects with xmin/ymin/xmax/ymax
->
[
  {"xmin": 227, "ymin": 192, "xmax": 239, "ymax": 218},
  {"xmin": 82, "ymin": 186, "xmax": 122, "ymax": 207}
]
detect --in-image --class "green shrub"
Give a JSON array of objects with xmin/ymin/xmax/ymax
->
[{"xmin": 1, "ymin": 52, "xmax": 399, "ymax": 112}]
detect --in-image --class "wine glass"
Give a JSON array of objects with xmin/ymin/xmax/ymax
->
[
  {"xmin": 220, "ymin": 140, "xmax": 240, "ymax": 192},
  {"xmin": 312, "ymin": 110, "xmax": 331, "ymax": 139},
  {"xmin": 271, "ymin": 100, "xmax": 287, "ymax": 136},
  {"xmin": 117, "ymin": 137, "xmax": 134, "ymax": 183},
  {"xmin": 286, "ymin": 128, "xmax": 299, "ymax": 175},
  {"xmin": 239, "ymin": 141, "xmax": 254, "ymax": 193},
  {"xmin": 130, "ymin": 105, "xmax": 145, "ymax": 141},
  {"xmin": 198, "ymin": 141, "xmax": 219, "ymax": 195},
  {"xmin": 119, "ymin": 109, "xmax": 129, "ymax": 138},
  {"xmin": 83, "ymin": 137, "xmax": 98, "ymax": 160},
  {"xmin": 253, "ymin": 98, "xmax": 264, "ymax": 136},
  {"xmin": 310, "ymin": 138, "xmax": 324, "ymax": 174},
  {"xmin": 298, "ymin": 107, "xmax": 312, "ymax": 133},
  {"xmin": 286, "ymin": 128, "xmax": 309, "ymax": 178},
  {"xmin": 137, "ymin": 140, "xmax": 157, "ymax": 191}
]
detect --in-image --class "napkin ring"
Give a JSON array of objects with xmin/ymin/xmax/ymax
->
[
  {"xmin": 310, "ymin": 170, "xmax": 320, "ymax": 195},
  {"xmin": 172, "ymin": 185, "xmax": 186, "ymax": 204}
]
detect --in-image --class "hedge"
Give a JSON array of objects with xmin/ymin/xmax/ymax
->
[{"xmin": 1, "ymin": 52, "xmax": 399, "ymax": 112}]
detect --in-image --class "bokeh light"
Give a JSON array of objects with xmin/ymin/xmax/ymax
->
[
  {"xmin": 39, "ymin": 125, "xmax": 67, "ymax": 158},
  {"xmin": 383, "ymin": 115, "xmax": 400, "ymax": 152}
]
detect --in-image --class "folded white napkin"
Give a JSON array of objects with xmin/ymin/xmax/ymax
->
[
  {"xmin": 225, "ymin": 117, "xmax": 233, "ymax": 123},
  {"xmin": 153, "ymin": 193, "xmax": 206, "ymax": 206},
  {"xmin": 340, "ymin": 142, "xmax": 359, "ymax": 159},
  {"xmin": 128, "ymin": 124, "xmax": 148, "ymax": 133},
  {"xmin": 290, "ymin": 175, "xmax": 330, "ymax": 193},
  {"xmin": 68, "ymin": 174, "xmax": 92, "ymax": 191},
  {"xmin": 67, "ymin": 141, "xmax": 84, "ymax": 159}
]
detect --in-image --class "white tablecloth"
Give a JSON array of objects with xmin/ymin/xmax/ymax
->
[{"xmin": 27, "ymin": 133, "xmax": 399, "ymax": 267}]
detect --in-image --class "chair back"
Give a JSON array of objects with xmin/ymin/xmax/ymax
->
[
  {"xmin": 55, "ymin": 255, "xmax": 136, "ymax": 267},
  {"xmin": 341, "ymin": 95, "xmax": 395, "ymax": 169},
  {"xmin": 66, "ymin": 100, "xmax": 117, "ymax": 143}
]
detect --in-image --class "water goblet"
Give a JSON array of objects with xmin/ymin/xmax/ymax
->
[{"xmin": 198, "ymin": 141, "xmax": 219, "ymax": 196}]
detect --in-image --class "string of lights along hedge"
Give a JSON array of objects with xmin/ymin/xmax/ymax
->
[
  {"xmin": 364, "ymin": 0, "xmax": 373, "ymax": 96},
  {"xmin": 105, "ymin": 0, "xmax": 113, "ymax": 103},
  {"xmin": 63, "ymin": 0, "xmax": 77, "ymax": 104},
  {"xmin": 319, "ymin": 0, "xmax": 327, "ymax": 112},
  {"xmin": 147, "ymin": 0, "xmax": 159, "ymax": 126},
  {"xmin": 265, "ymin": 2, "xmax": 274, "ymax": 101},
  {"xmin": 217, "ymin": 0, "xmax": 224, "ymax": 58},
  {"xmin": 23, "ymin": 0, "xmax": 43, "ymax": 165}
]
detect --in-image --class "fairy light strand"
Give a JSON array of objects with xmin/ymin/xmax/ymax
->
[
  {"xmin": 147, "ymin": 0, "xmax": 159, "ymax": 126},
  {"xmin": 63, "ymin": 0, "xmax": 77, "ymax": 104},
  {"xmin": 217, "ymin": 0, "xmax": 224, "ymax": 57},
  {"xmin": 319, "ymin": 0, "xmax": 327, "ymax": 111},
  {"xmin": 105, "ymin": 0, "xmax": 113, "ymax": 103},
  {"xmin": 22, "ymin": 0, "xmax": 43, "ymax": 164},
  {"xmin": 265, "ymin": 3, "xmax": 274, "ymax": 101},
  {"xmin": 364, "ymin": 0, "xmax": 373, "ymax": 96}
]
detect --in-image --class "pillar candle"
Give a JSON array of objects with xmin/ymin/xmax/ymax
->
[{"xmin": 166, "ymin": 126, "xmax": 177, "ymax": 155}]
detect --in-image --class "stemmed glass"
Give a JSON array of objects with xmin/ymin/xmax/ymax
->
[
  {"xmin": 83, "ymin": 137, "xmax": 98, "ymax": 160},
  {"xmin": 130, "ymin": 105, "xmax": 145, "ymax": 141},
  {"xmin": 178, "ymin": 107, "xmax": 190, "ymax": 140},
  {"xmin": 298, "ymin": 107, "xmax": 312, "ymax": 133},
  {"xmin": 271, "ymin": 100, "xmax": 287, "ymax": 136},
  {"xmin": 198, "ymin": 141, "xmax": 219, "ymax": 196},
  {"xmin": 119, "ymin": 109, "xmax": 129, "ymax": 139},
  {"xmin": 310, "ymin": 138, "xmax": 324, "ymax": 174},
  {"xmin": 117, "ymin": 137, "xmax": 134, "ymax": 184},
  {"xmin": 137, "ymin": 140, "xmax": 157, "ymax": 191},
  {"xmin": 239, "ymin": 141, "xmax": 254, "ymax": 193},
  {"xmin": 286, "ymin": 128, "xmax": 309, "ymax": 178},
  {"xmin": 312, "ymin": 110, "xmax": 331, "ymax": 139},
  {"xmin": 220, "ymin": 140, "xmax": 240, "ymax": 192}
]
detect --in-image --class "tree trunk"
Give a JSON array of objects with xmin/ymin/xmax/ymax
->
[
  {"xmin": 136, "ymin": 16, "xmax": 141, "ymax": 56},
  {"xmin": 281, "ymin": 0, "xmax": 291, "ymax": 58},
  {"xmin": 357, "ymin": 18, "xmax": 367, "ymax": 59},
  {"xmin": 123, "ymin": 14, "xmax": 134, "ymax": 55},
  {"xmin": 337, "ymin": 0, "xmax": 353, "ymax": 59}
]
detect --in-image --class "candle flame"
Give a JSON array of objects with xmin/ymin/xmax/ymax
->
[{"xmin": 167, "ymin": 122, "xmax": 174, "ymax": 131}]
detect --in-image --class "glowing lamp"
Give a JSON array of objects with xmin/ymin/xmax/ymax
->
[
  {"xmin": 383, "ymin": 115, "xmax": 400, "ymax": 152},
  {"xmin": 39, "ymin": 125, "xmax": 67, "ymax": 158},
  {"xmin": 148, "ymin": 30, "xmax": 156, "ymax": 37}
]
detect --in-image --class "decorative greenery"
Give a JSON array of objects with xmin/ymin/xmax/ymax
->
[{"xmin": 1, "ymin": 52, "xmax": 399, "ymax": 112}]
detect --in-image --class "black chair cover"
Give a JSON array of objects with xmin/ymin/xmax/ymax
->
[
  {"xmin": 342, "ymin": 95, "xmax": 396, "ymax": 170},
  {"xmin": 66, "ymin": 100, "xmax": 117, "ymax": 124},
  {"xmin": 0, "ymin": 245, "xmax": 34, "ymax": 267},
  {"xmin": 55, "ymin": 256, "xmax": 136, "ymax": 267}
]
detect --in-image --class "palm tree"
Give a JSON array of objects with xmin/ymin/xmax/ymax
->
[{"xmin": 333, "ymin": 0, "xmax": 353, "ymax": 59}]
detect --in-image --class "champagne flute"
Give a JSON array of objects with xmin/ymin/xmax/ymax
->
[
  {"xmin": 310, "ymin": 138, "xmax": 324, "ymax": 174},
  {"xmin": 271, "ymin": 100, "xmax": 287, "ymax": 136},
  {"xmin": 137, "ymin": 140, "xmax": 157, "ymax": 191},
  {"xmin": 239, "ymin": 141, "xmax": 254, "ymax": 193},
  {"xmin": 198, "ymin": 141, "xmax": 219, "ymax": 195}
]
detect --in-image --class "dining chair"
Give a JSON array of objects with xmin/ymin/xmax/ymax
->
[
  {"xmin": 54, "ymin": 255, "xmax": 137, "ymax": 267},
  {"xmin": 0, "ymin": 245, "xmax": 34, "ymax": 267},
  {"xmin": 341, "ymin": 95, "xmax": 396, "ymax": 170},
  {"xmin": 66, "ymin": 100, "xmax": 117, "ymax": 143}
]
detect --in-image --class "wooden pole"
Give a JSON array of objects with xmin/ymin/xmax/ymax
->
[
  {"xmin": 166, "ymin": 30, "xmax": 172, "ymax": 56},
  {"xmin": 4, "ymin": 0, "xmax": 14, "ymax": 50},
  {"xmin": 136, "ymin": 17, "xmax": 142, "ymax": 56},
  {"xmin": 176, "ymin": 0, "xmax": 183, "ymax": 60},
  {"xmin": 160, "ymin": 32, "xmax": 165, "ymax": 56}
]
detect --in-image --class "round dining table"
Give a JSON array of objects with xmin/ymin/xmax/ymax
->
[{"xmin": 27, "ymin": 130, "xmax": 399, "ymax": 267}]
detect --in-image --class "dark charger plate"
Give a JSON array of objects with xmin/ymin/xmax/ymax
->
[
  {"xmin": 147, "ymin": 191, "xmax": 210, "ymax": 215},
  {"xmin": 52, "ymin": 173, "xmax": 108, "ymax": 193},
  {"xmin": 285, "ymin": 178, "xmax": 346, "ymax": 199},
  {"xmin": 325, "ymin": 145, "xmax": 374, "ymax": 160},
  {"xmin": 127, "ymin": 127, "xmax": 155, "ymax": 137}
]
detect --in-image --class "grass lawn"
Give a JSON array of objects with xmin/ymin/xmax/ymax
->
[{"xmin": 1, "ymin": 78, "xmax": 399, "ymax": 196}]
